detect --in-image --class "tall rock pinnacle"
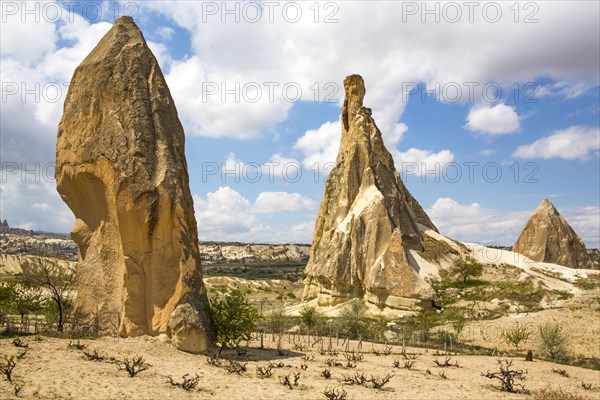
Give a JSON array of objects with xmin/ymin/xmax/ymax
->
[
  {"xmin": 303, "ymin": 74, "xmax": 436, "ymax": 309},
  {"xmin": 56, "ymin": 17, "xmax": 213, "ymax": 352},
  {"xmin": 513, "ymin": 198, "xmax": 596, "ymax": 269}
]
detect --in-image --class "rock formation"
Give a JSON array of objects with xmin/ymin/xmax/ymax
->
[
  {"xmin": 303, "ymin": 74, "xmax": 437, "ymax": 310},
  {"xmin": 56, "ymin": 17, "xmax": 213, "ymax": 352},
  {"xmin": 513, "ymin": 198, "xmax": 596, "ymax": 269}
]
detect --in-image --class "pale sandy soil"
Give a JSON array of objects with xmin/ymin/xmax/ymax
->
[
  {"xmin": 461, "ymin": 291, "xmax": 600, "ymax": 359},
  {"xmin": 1, "ymin": 335, "xmax": 598, "ymax": 400}
]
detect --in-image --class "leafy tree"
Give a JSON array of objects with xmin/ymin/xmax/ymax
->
[
  {"xmin": 22, "ymin": 256, "xmax": 76, "ymax": 332},
  {"xmin": 208, "ymin": 290, "xmax": 260, "ymax": 355},
  {"xmin": 299, "ymin": 306, "xmax": 323, "ymax": 333},
  {"xmin": 538, "ymin": 323, "xmax": 568, "ymax": 360},
  {"xmin": 339, "ymin": 300, "xmax": 369, "ymax": 339},
  {"xmin": 451, "ymin": 256, "xmax": 484, "ymax": 283},
  {"xmin": 11, "ymin": 283, "xmax": 46, "ymax": 322},
  {"xmin": 501, "ymin": 323, "xmax": 531, "ymax": 351}
]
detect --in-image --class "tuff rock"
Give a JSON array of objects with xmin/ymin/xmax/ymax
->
[
  {"xmin": 55, "ymin": 17, "xmax": 213, "ymax": 352},
  {"xmin": 303, "ymin": 74, "xmax": 437, "ymax": 310},
  {"xmin": 513, "ymin": 198, "xmax": 596, "ymax": 269}
]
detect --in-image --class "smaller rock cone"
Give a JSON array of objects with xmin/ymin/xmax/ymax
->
[{"xmin": 513, "ymin": 198, "xmax": 596, "ymax": 269}]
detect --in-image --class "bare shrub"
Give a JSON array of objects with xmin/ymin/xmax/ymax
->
[
  {"xmin": 344, "ymin": 361, "xmax": 356, "ymax": 368},
  {"xmin": 325, "ymin": 358, "xmax": 342, "ymax": 367},
  {"xmin": 321, "ymin": 368, "xmax": 332, "ymax": 379},
  {"xmin": 480, "ymin": 359, "xmax": 527, "ymax": 393},
  {"xmin": 393, "ymin": 359, "xmax": 416, "ymax": 369},
  {"xmin": 256, "ymin": 365, "xmax": 274, "ymax": 378},
  {"xmin": 167, "ymin": 374, "xmax": 200, "ymax": 391},
  {"xmin": 339, "ymin": 372, "xmax": 367, "ymax": 386},
  {"xmin": 67, "ymin": 340, "xmax": 87, "ymax": 351},
  {"xmin": 1, "ymin": 355, "xmax": 17, "ymax": 382},
  {"xmin": 369, "ymin": 374, "xmax": 393, "ymax": 389},
  {"xmin": 343, "ymin": 351, "xmax": 364, "ymax": 362},
  {"xmin": 206, "ymin": 353, "xmax": 222, "ymax": 367},
  {"xmin": 16, "ymin": 350, "xmax": 27, "ymax": 360},
  {"xmin": 225, "ymin": 360, "xmax": 247, "ymax": 375},
  {"xmin": 551, "ymin": 368, "xmax": 569, "ymax": 377},
  {"xmin": 82, "ymin": 349, "xmax": 106, "ymax": 362},
  {"xmin": 323, "ymin": 386, "xmax": 348, "ymax": 400},
  {"xmin": 302, "ymin": 354, "xmax": 315, "ymax": 362},
  {"xmin": 12, "ymin": 338, "xmax": 28, "ymax": 348},
  {"xmin": 301, "ymin": 363, "xmax": 308, "ymax": 370},
  {"xmin": 294, "ymin": 343, "xmax": 307, "ymax": 351},
  {"xmin": 433, "ymin": 356, "xmax": 459, "ymax": 368},
  {"xmin": 372, "ymin": 344, "xmax": 392, "ymax": 356},
  {"xmin": 13, "ymin": 381, "xmax": 25, "ymax": 397},
  {"xmin": 580, "ymin": 382, "xmax": 593, "ymax": 390},
  {"xmin": 438, "ymin": 371, "xmax": 448, "ymax": 380},
  {"xmin": 117, "ymin": 356, "xmax": 150, "ymax": 378},
  {"xmin": 279, "ymin": 372, "xmax": 301, "ymax": 389}
]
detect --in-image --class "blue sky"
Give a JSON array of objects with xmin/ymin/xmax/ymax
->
[{"xmin": 1, "ymin": 1, "xmax": 599, "ymax": 247}]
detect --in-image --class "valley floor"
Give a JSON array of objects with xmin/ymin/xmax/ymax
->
[{"xmin": 1, "ymin": 334, "xmax": 599, "ymax": 400}]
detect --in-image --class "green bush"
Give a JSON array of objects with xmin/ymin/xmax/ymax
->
[
  {"xmin": 451, "ymin": 256, "xmax": 484, "ymax": 283},
  {"xmin": 208, "ymin": 290, "xmax": 260, "ymax": 355},
  {"xmin": 538, "ymin": 323, "xmax": 568, "ymax": 360}
]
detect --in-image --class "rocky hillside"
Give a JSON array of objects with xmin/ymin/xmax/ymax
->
[{"xmin": 0, "ymin": 222, "xmax": 310, "ymax": 264}]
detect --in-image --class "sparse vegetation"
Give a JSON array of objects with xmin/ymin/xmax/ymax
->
[
  {"xmin": 0, "ymin": 354, "xmax": 17, "ymax": 382},
  {"xmin": 533, "ymin": 387, "xmax": 587, "ymax": 400},
  {"xmin": 551, "ymin": 367, "xmax": 569, "ymax": 377},
  {"xmin": 501, "ymin": 323, "xmax": 532, "ymax": 351},
  {"xmin": 418, "ymin": 234, "xmax": 458, "ymax": 262},
  {"xmin": 225, "ymin": 360, "xmax": 247, "ymax": 375},
  {"xmin": 323, "ymin": 386, "xmax": 348, "ymax": 400},
  {"xmin": 433, "ymin": 356, "xmax": 459, "ymax": 368},
  {"xmin": 451, "ymin": 256, "xmax": 484, "ymax": 284},
  {"xmin": 167, "ymin": 374, "xmax": 200, "ymax": 391},
  {"xmin": 321, "ymin": 368, "xmax": 332, "ymax": 379},
  {"xmin": 117, "ymin": 356, "xmax": 150, "ymax": 377},
  {"xmin": 279, "ymin": 372, "xmax": 301, "ymax": 389},
  {"xmin": 256, "ymin": 365, "xmax": 274, "ymax": 378},
  {"xmin": 539, "ymin": 323, "xmax": 568, "ymax": 360},
  {"xmin": 480, "ymin": 359, "xmax": 527, "ymax": 393}
]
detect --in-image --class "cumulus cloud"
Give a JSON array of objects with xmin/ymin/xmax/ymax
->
[
  {"xmin": 393, "ymin": 148, "xmax": 455, "ymax": 178},
  {"xmin": 293, "ymin": 121, "xmax": 341, "ymax": 174},
  {"xmin": 254, "ymin": 192, "xmax": 315, "ymax": 214},
  {"xmin": 465, "ymin": 103, "xmax": 521, "ymax": 135},
  {"xmin": 513, "ymin": 126, "xmax": 600, "ymax": 161},
  {"xmin": 194, "ymin": 187, "xmax": 315, "ymax": 242},
  {"xmin": 426, "ymin": 197, "xmax": 600, "ymax": 248}
]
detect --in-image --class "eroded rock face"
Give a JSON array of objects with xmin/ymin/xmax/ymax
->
[
  {"xmin": 513, "ymin": 198, "xmax": 596, "ymax": 269},
  {"xmin": 56, "ymin": 17, "xmax": 213, "ymax": 352},
  {"xmin": 303, "ymin": 74, "xmax": 436, "ymax": 309}
]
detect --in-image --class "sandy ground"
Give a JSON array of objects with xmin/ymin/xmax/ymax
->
[
  {"xmin": 1, "ymin": 334, "xmax": 599, "ymax": 400},
  {"xmin": 458, "ymin": 291, "xmax": 600, "ymax": 359}
]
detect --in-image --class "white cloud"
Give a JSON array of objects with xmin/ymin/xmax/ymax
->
[
  {"xmin": 193, "ymin": 187, "xmax": 315, "ymax": 242},
  {"xmin": 426, "ymin": 198, "xmax": 600, "ymax": 248},
  {"xmin": 479, "ymin": 149, "xmax": 495, "ymax": 156},
  {"xmin": 254, "ymin": 192, "xmax": 315, "ymax": 214},
  {"xmin": 513, "ymin": 126, "xmax": 600, "ymax": 161},
  {"xmin": 427, "ymin": 198, "xmax": 533, "ymax": 246},
  {"xmin": 536, "ymin": 81, "xmax": 595, "ymax": 99},
  {"xmin": 293, "ymin": 121, "xmax": 341, "ymax": 174},
  {"xmin": 465, "ymin": 103, "xmax": 521, "ymax": 135},
  {"xmin": 393, "ymin": 148, "xmax": 455, "ymax": 178}
]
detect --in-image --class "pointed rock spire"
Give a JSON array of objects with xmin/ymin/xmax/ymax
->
[
  {"xmin": 303, "ymin": 74, "xmax": 437, "ymax": 309},
  {"xmin": 56, "ymin": 16, "xmax": 214, "ymax": 352},
  {"xmin": 513, "ymin": 198, "xmax": 596, "ymax": 269}
]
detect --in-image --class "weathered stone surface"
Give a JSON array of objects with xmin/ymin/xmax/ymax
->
[
  {"xmin": 513, "ymin": 198, "xmax": 596, "ymax": 269},
  {"xmin": 56, "ymin": 17, "xmax": 213, "ymax": 352},
  {"xmin": 303, "ymin": 74, "xmax": 436, "ymax": 309}
]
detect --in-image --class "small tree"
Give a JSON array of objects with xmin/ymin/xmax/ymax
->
[
  {"xmin": 22, "ymin": 256, "xmax": 76, "ymax": 332},
  {"xmin": 299, "ymin": 306, "xmax": 323, "ymax": 333},
  {"xmin": 451, "ymin": 256, "xmax": 483, "ymax": 283},
  {"xmin": 339, "ymin": 300, "xmax": 369, "ymax": 339},
  {"xmin": 502, "ymin": 323, "xmax": 531, "ymax": 351},
  {"xmin": 538, "ymin": 323, "xmax": 568, "ymax": 360},
  {"xmin": 11, "ymin": 283, "xmax": 46, "ymax": 323},
  {"xmin": 208, "ymin": 290, "xmax": 259, "ymax": 355}
]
